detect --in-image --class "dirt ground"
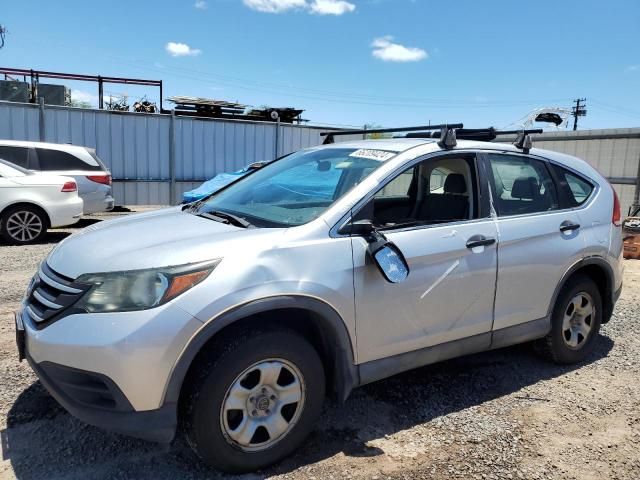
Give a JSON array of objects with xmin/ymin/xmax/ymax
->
[{"xmin": 0, "ymin": 211, "xmax": 639, "ymax": 480}]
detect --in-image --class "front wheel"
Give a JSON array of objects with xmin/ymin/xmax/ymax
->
[
  {"xmin": 184, "ymin": 327, "xmax": 325, "ymax": 473},
  {"xmin": 535, "ymin": 274, "xmax": 602, "ymax": 364}
]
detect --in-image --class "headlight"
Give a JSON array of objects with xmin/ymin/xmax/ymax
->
[{"xmin": 74, "ymin": 260, "xmax": 220, "ymax": 313}]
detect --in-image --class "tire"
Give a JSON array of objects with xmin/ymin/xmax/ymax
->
[
  {"xmin": 0, "ymin": 205, "xmax": 48, "ymax": 245},
  {"xmin": 535, "ymin": 274, "xmax": 602, "ymax": 364},
  {"xmin": 183, "ymin": 327, "xmax": 325, "ymax": 473}
]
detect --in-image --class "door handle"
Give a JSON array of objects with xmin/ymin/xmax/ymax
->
[
  {"xmin": 559, "ymin": 221, "xmax": 581, "ymax": 232},
  {"xmin": 466, "ymin": 235, "xmax": 496, "ymax": 249}
]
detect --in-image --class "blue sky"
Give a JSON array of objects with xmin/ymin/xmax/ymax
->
[{"xmin": 2, "ymin": 0, "xmax": 639, "ymax": 129}]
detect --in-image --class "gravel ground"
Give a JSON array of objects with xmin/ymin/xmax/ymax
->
[{"xmin": 1, "ymin": 210, "xmax": 639, "ymax": 480}]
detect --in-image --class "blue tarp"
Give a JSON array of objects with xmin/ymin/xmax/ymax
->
[{"xmin": 182, "ymin": 168, "xmax": 251, "ymax": 203}]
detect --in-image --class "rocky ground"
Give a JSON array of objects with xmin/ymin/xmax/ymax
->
[{"xmin": 0, "ymin": 210, "xmax": 638, "ymax": 479}]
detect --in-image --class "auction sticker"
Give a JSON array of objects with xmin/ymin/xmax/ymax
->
[{"xmin": 349, "ymin": 149, "xmax": 396, "ymax": 161}]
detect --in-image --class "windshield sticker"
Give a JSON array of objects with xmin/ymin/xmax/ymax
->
[{"xmin": 349, "ymin": 149, "xmax": 396, "ymax": 162}]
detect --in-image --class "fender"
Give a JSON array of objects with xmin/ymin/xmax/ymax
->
[
  {"xmin": 161, "ymin": 295, "xmax": 359, "ymax": 407},
  {"xmin": 547, "ymin": 256, "xmax": 615, "ymax": 323}
]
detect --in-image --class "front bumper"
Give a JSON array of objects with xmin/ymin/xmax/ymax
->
[
  {"xmin": 25, "ymin": 350, "xmax": 176, "ymax": 442},
  {"xmin": 18, "ymin": 296, "xmax": 203, "ymax": 441}
]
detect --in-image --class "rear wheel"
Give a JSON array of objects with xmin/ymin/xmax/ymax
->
[
  {"xmin": 0, "ymin": 205, "xmax": 48, "ymax": 244},
  {"xmin": 536, "ymin": 275, "xmax": 602, "ymax": 364},
  {"xmin": 184, "ymin": 327, "xmax": 325, "ymax": 473}
]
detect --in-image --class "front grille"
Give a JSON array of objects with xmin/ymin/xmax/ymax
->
[{"xmin": 25, "ymin": 263, "xmax": 89, "ymax": 328}]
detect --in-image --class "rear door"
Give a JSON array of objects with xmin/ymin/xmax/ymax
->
[{"xmin": 484, "ymin": 152, "xmax": 586, "ymax": 332}]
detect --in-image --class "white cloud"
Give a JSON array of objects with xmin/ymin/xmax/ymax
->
[
  {"xmin": 165, "ymin": 42, "xmax": 202, "ymax": 57},
  {"xmin": 243, "ymin": 0, "xmax": 307, "ymax": 13},
  {"xmin": 371, "ymin": 36, "xmax": 427, "ymax": 63},
  {"xmin": 71, "ymin": 90, "xmax": 98, "ymax": 106},
  {"xmin": 194, "ymin": 0, "xmax": 208, "ymax": 8},
  {"xmin": 309, "ymin": 0, "xmax": 355, "ymax": 15},
  {"xmin": 625, "ymin": 65, "xmax": 639, "ymax": 72},
  {"xmin": 243, "ymin": 0, "xmax": 355, "ymax": 14}
]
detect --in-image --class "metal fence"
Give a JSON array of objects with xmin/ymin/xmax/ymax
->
[
  {"xmin": 0, "ymin": 100, "xmax": 329, "ymax": 205},
  {"xmin": 1, "ymin": 100, "xmax": 638, "ymax": 213}
]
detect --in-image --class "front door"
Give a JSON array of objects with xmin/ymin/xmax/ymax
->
[{"xmin": 352, "ymin": 152, "xmax": 499, "ymax": 364}]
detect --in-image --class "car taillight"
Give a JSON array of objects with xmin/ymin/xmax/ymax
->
[
  {"xmin": 86, "ymin": 174, "xmax": 112, "ymax": 186},
  {"xmin": 612, "ymin": 188, "xmax": 621, "ymax": 227},
  {"xmin": 61, "ymin": 181, "xmax": 77, "ymax": 192}
]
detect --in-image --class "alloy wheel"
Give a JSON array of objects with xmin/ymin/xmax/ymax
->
[{"xmin": 5, "ymin": 210, "xmax": 43, "ymax": 243}]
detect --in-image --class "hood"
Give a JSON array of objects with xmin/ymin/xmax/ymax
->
[
  {"xmin": 47, "ymin": 207, "xmax": 287, "ymax": 278},
  {"xmin": 10, "ymin": 174, "xmax": 75, "ymax": 186}
]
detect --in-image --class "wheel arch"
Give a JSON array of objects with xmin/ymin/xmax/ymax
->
[
  {"xmin": 163, "ymin": 295, "xmax": 359, "ymax": 411},
  {"xmin": 548, "ymin": 257, "xmax": 615, "ymax": 324},
  {"xmin": 0, "ymin": 201, "xmax": 51, "ymax": 229}
]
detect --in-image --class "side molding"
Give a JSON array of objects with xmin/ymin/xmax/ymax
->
[
  {"xmin": 358, "ymin": 333, "xmax": 491, "ymax": 386},
  {"xmin": 490, "ymin": 317, "xmax": 551, "ymax": 349},
  {"xmin": 162, "ymin": 295, "xmax": 359, "ymax": 407}
]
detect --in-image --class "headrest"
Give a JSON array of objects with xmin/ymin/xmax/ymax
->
[
  {"xmin": 511, "ymin": 176, "xmax": 539, "ymax": 200},
  {"xmin": 444, "ymin": 174, "xmax": 467, "ymax": 194}
]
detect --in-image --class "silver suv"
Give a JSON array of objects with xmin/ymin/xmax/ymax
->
[{"xmin": 15, "ymin": 126, "xmax": 623, "ymax": 473}]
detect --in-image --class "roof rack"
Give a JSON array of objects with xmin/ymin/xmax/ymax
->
[
  {"xmin": 404, "ymin": 127, "xmax": 543, "ymax": 153},
  {"xmin": 405, "ymin": 127, "xmax": 543, "ymax": 142},
  {"xmin": 320, "ymin": 123, "xmax": 463, "ymax": 149},
  {"xmin": 320, "ymin": 124, "xmax": 542, "ymax": 152}
]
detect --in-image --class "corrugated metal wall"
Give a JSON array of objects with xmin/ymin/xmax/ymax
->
[
  {"xmin": 1, "ymin": 101, "xmax": 638, "ymax": 212},
  {"xmin": 0, "ymin": 101, "xmax": 328, "ymax": 205}
]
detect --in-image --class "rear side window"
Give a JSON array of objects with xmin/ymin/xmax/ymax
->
[
  {"xmin": 488, "ymin": 153, "xmax": 559, "ymax": 216},
  {"xmin": 0, "ymin": 146, "xmax": 29, "ymax": 168},
  {"xmin": 550, "ymin": 164, "xmax": 594, "ymax": 207},
  {"xmin": 36, "ymin": 148, "xmax": 102, "ymax": 171}
]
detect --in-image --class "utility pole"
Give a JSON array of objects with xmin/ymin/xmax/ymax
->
[{"xmin": 572, "ymin": 98, "xmax": 587, "ymax": 131}]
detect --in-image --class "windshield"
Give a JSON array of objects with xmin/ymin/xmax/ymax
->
[{"xmin": 192, "ymin": 147, "xmax": 394, "ymax": 227}]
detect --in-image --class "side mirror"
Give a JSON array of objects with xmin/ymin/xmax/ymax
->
[
  {"xmin": 368, "ymin": 240, "xmax": 410, "ymax": 283},
  {"xmin": 338, "ymin": 218, "xmax": 410, "ymax": 283}
]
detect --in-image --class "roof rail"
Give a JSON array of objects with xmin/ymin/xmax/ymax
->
[{"xmin": 320, "ymin": 123, "xmax": 463, "ymax": 145}]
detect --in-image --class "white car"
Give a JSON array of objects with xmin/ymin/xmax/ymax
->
[
  {"xmin": 0, "ymin": 159, "xmax": 83, "ymax": 244},
  {"xmin": 0, "ymin": 140, "xmax": 114, "ymax": 214}
]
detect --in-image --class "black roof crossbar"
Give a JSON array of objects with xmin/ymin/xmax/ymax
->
[
  {"xmin": 406, "ymin": 127, "xmax": 543, "ymax": 142},
  {"xmin": 320, "ymin": 123, "xmax": 463, "ymax": 146}
]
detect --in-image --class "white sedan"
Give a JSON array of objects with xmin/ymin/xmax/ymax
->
[{"xmin": 0, "ymin": 159, "xmax": 83, "ymax": 244}]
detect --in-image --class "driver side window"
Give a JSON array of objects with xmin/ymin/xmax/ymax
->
[{"xmin": 360, "ymin": 155, "xmax": 480, "ymax": 228}]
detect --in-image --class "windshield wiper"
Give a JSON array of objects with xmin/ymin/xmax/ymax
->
[{"xmin": 197, "ymin": 210, "xmax": 252, "ymax": 228}]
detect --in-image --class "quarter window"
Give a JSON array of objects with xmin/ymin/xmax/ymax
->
[
  {"xmin": 550, "ymin": 164, "xmax": 594, "ymax": 207},
  {"xmin": 488, "ymin": 154, "xmax": 559, "ymax": 216},
  {"xmin": 36, "ymin": 148, "xmax": 102, "ymax": 171}
]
